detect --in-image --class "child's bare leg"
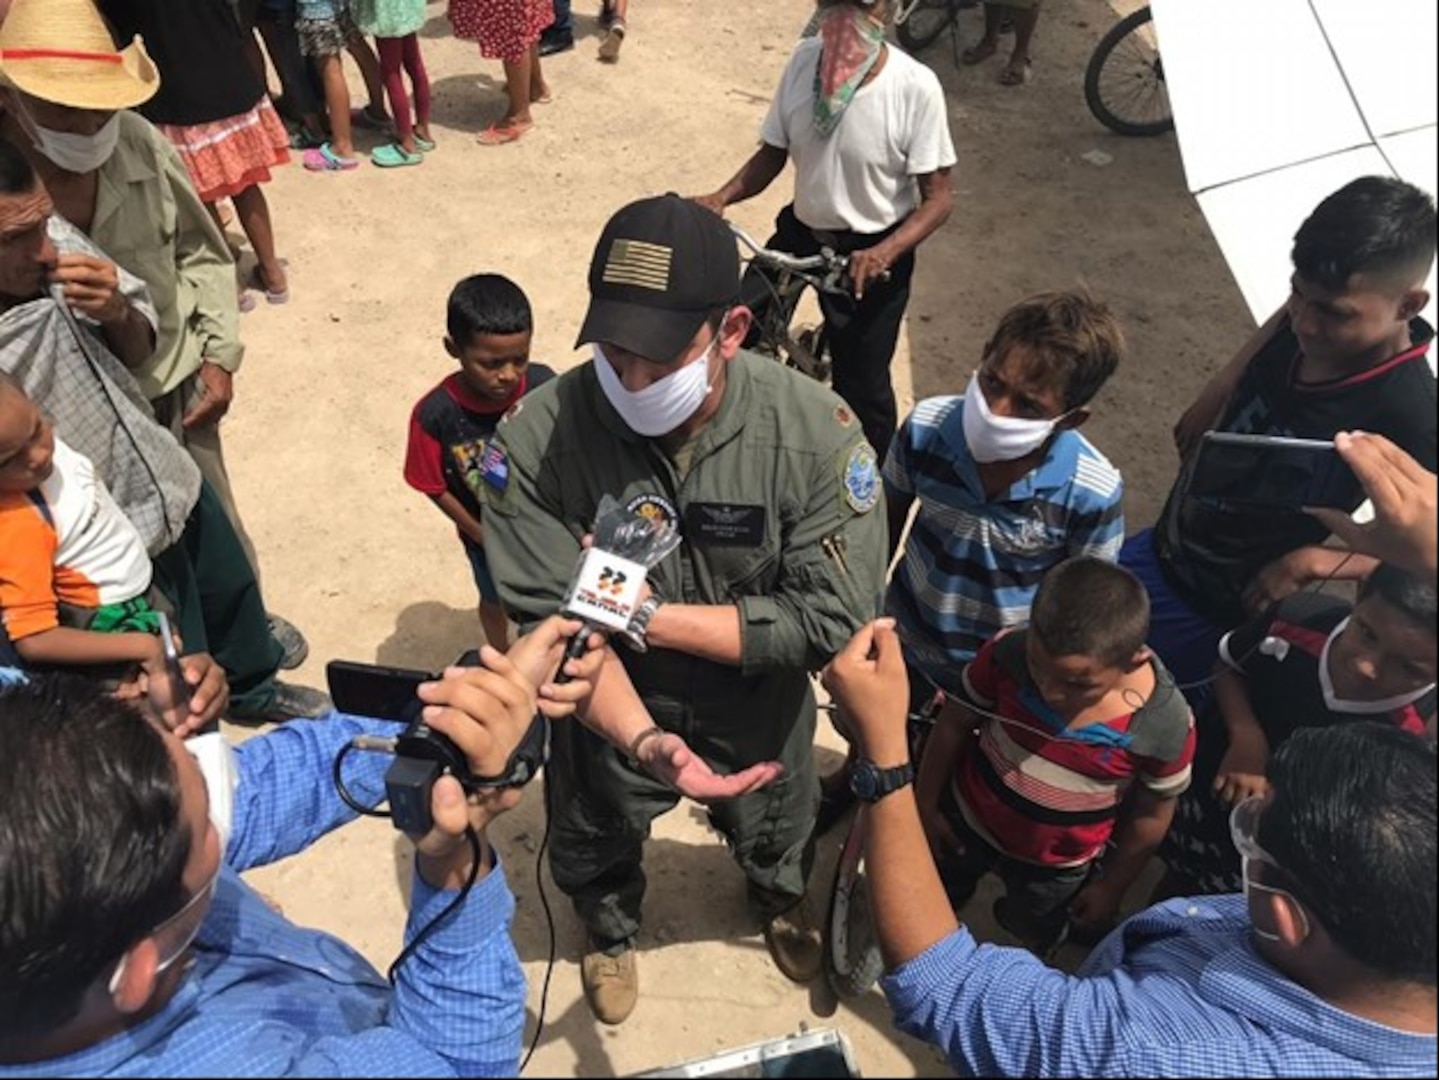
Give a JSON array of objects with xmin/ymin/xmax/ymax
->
[
  {"xmin": 317, "ymin": 53, "xmax": 355, "ymax": 156},
  {"xmin": 231, "ymin": 185, "xmax": 287, "ymax": 295},
  {"xmin": 346, "ymin": 35, "xmax": 389, "ymax": 119},
  {"xmin": 527, "ymin": 44, "xmax": 550, "ymax": 103},
  {"xmin": 501, "ymin": 52, "xmax": 535, "ymax": 127},
  {"xmin": 479, "ymin": 600, "xmax": 511, "ymax": 649}
]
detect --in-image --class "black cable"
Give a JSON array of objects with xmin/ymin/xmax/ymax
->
[
  {"xmin": 332, "ymin": 742, "xmax": 393, "ymax": 819},
  {"xmin": 387, "ymin": 825, "xmax": 483, "ymax": 986},
  {"xmin": 518, "ymin": 772, "xmax": 558, "ymax": 1075}
]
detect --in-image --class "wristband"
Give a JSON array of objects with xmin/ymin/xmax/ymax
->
[{"xmin": 627, "ymin": 725, "xmax": 665, "ymax": 765}]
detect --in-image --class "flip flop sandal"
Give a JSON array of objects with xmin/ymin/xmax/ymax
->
[
  {"xmin": 476, "ymin": 121, "xmax": 531, "ymax": 146},
  {"xmin": 413, "ymin": 133, "xmax": 437, "ymax": 153},
  {"xmin": 998, "ymin": 60, "xmax": 1032, "ymax": 86},
  {"xmin": 303, "ymin": 143, "xmax": 360, "ymax": 171},
  {"xmin": 237, "ymin": 289, "xmax": 257, "ymax": 314},
  {"xmin": 372, "ymin": 142, "xmax": 423, "ymax": 168},
  {"xmin": 248, "ymin": 263, "xmax": 291, "ymax": 305}
]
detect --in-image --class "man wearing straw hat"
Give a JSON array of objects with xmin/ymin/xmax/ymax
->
[
  {"xmin": 0, "ymin": 132, "xmax": 326, "ymax": 720},
  {"xmin": 0, "ymin": 0, "xmax": 313, "ymax": 676}
]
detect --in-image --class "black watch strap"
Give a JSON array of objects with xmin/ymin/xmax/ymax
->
[{"xmin": 849, "ymin": 759, "xmax": 915, "ymax": 803}]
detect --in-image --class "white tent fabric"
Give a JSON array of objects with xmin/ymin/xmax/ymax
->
[{"xmin": 1150, "ymin": 0, "xmax": 1438, "ymax": 327}]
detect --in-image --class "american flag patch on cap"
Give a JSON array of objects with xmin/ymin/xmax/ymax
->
[{"xmin": 602, "ymin": 239, "xmax": 673, "ymax": 291}]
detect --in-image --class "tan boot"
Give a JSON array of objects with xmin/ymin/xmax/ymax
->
[
  {"xmin": 763, "ymin": 895, "xmax": 823, "ymax": 983},
  {"xmin": 581, "ymin": 942, "xmax": 638, "ymax": 1025}
]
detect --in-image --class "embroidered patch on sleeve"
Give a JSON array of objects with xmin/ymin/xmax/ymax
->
[{"xmin": 842, "ymin": 443, "xmax": 880, "ymax": 514}]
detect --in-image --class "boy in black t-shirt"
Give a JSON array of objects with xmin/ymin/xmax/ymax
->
[
  {"xmin": 1123, "ymin": 177, "xmax": 1438, "ymax": 692},
  {"xmin": 404, "ymin": 275, "xmax": 555, "ymax": 647},
  {"xmin": 1156, "ymin": 563, "xmax": 1435, "ymax": 897}
]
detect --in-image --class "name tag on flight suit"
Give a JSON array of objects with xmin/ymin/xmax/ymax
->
[{"xmin": 685, "ymin": 503, "xmax": 766, "ymax": 546}]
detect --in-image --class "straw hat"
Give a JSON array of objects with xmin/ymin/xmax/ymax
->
[{"xmin": 0, "ymin": 0, "xmax": 158, "ymax": 110}]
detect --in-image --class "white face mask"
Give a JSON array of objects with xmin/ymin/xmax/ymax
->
[
  {"xmin": 1318, "ymin": 617, "xmax": 1434, "ymax": 714},
  {"xmin": 593, "ymin": 339, "xmax": 716, "ymax": 437},
  {"xmin": 30, "ymin": 112, "xmax": 122, "ymax": 174},
  {"xmin": 961, "ymin": 373, "xmax": 1062, "ymax": 463}
]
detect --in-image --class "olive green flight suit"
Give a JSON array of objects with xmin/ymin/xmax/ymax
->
[{"xmin": 482, "ymin": 351, "xmax": 887, "ymax": 946}]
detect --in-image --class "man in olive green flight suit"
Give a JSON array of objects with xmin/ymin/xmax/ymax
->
[{"xmin": 480, "ymin": 194, "xmax": 887, "ymax": 1026}]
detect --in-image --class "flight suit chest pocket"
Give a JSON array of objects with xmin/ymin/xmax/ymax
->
[{"xmin": 684, "ymin": 502, "xmax": 780, "ymax": 598}]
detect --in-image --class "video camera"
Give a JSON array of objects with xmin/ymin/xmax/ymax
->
[{"xmin": 327, "ymin": 654, "xmax": 548, "ymax": 835}]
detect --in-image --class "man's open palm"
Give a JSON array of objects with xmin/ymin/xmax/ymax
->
[{"xmin": 640, "ymin": 732, "xmax": 783, "ymax": 800}]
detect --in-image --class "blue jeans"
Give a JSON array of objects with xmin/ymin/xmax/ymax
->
[
  {"xmin": 1120, "ymin": 528, "xmax": 1222, "ymax": 710},
  {"xmin": 544, "ymin": 0, "xmax": 572, "ymax": 35}
]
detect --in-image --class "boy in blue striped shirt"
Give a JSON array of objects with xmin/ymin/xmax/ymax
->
[
  {"xmin": 819, "ymin": 292, "xmax": 1127, "ymax": 827},
  {"xmin": 886, "ymin": 290, "xmax": 1127, "ymax": 703}
]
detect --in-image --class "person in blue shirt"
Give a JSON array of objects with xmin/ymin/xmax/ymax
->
[
  {"xmin": 0, "ymin": 616, "xmax": 600, "ymax": 1078},
  {"xmin": 823, "ymin": 618, "xmax": 1437, "ymax": 1078}
]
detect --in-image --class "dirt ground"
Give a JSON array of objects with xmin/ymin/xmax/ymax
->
[{"xmin": 230, "ymin": 1, "xmax": 1251, "ymax": 1074}]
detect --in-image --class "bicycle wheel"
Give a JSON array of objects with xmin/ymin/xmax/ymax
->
[
  {"xmin": 825, "ymin": 810, "xmax": 886, "ymax": 998},
  {"xmin": 1083, "ymin": 6, "xmax": 1173, "ymax": 137},
  {"xmin": 895, "ymin": 0, "xmax": 961, "ymax": 53}
]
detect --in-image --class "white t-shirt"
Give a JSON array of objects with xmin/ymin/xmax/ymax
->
[{"xmin": 761, "ymin": 38, "xmax": 957, "ymax": 234}]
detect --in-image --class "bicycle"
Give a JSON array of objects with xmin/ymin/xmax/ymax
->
[
  {"xmin": 821, "ymin": 696, "xmax": 942, "ymax": 998},
  {"xmin": 893, "ymin": 0, "xmax": 979, "ymax": 58},
  {"xmin": 731, "ymin": 223, "xmax": 850, "ymax": 383},
  {"xmin": 1083, "ymin": 5, "xmax": 1173, "ymax": 137}
]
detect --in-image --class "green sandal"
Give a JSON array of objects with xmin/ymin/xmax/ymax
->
[
  {"xmin": 371, "ymin": 143, "xmax": 423, "ymax": 168},
  {"xmin": 413, "ymin": 133, "xmax": 437, "ymax": 153}
]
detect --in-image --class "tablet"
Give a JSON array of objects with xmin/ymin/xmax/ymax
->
[{"xmin": 1191, "ymin": 432, "xmax": 1362, "ymax": 510}]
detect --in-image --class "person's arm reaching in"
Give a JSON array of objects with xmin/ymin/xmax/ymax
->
[
  {"xmin": 823, "ymin": 619, "xmax": 959, "ymax": 967},
  {"xmin": 1309, "ymin": 430, "xmax": 1439, "ymax": 584},
  {"xmin": 1211, "ymin": 662, "xmax": 1270, "ymax": 804}
]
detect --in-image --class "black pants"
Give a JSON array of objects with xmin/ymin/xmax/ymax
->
[
  {"xmin": 744, "ymin": 204, "xmax": 915, "ymax": 458},
  {"xmin": 151, "ymin": 482, "xmax": 283, "ymax": 716}
]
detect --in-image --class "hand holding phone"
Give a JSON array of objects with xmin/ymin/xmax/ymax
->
[{"xmin": 144, "ymin": 611, "xmax": 194, "ymax": 730}]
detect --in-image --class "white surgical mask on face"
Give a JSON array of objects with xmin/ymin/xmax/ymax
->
[
  {"xmin": 1318, "ymin": 617, "xmax": 1434, "ymax": 714},
  {"xmin": 30, "ymin": 112, "xmax": 122, "ymax": 174},
  {"xmin": 961, "ymin": 373, "xmax": 1062, "ymax": 463},
  {"xmin": 594, "ymin": 339, "xmax": 716, "ymax": 437}
]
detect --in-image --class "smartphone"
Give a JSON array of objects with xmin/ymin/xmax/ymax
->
[
  {"xmin": 326, "ymin": 660, "xmax": 437, "ymax": 723},
  {"xmin": 1192, "ymin": 432, "xmax": 1362, "ymax": 510},
  {"xmin": 156, "ymin": 611, "xmax": 192, "ymax": 710}
]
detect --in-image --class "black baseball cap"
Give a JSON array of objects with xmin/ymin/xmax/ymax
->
[{"xmin": 576, "ymin": 193, "xmax": 740, "ymax": 363}]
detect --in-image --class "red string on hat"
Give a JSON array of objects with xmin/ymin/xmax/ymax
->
[{"xmin": 0, "ymin": 48, "xmax": 124, "ymax": 65}]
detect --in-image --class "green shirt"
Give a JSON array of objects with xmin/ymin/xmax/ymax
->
[
  {"xmin": 91, "ymin": 111, "xmax": 242, "ymax": 400},
  {"xmin": 482, "ymin": 351, "xmax": 888, "ymax": 688}
]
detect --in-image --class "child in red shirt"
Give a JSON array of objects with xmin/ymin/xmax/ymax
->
[{"xmin": 915, "ymin": 556, "xmax": 1195, "ymax": 954}]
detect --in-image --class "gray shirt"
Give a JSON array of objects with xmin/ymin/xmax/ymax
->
[{"xmin": 0, "ymin": 216, "xmax": 200, "ymax": 554}]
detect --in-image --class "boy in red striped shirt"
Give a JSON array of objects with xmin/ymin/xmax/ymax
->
[{"xmin": 915, "ymin": 556, "xmax": 1195, "ymax": 955}]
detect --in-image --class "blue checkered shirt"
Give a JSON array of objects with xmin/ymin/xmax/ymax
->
[
  {"xmin": 883, "ymin": 894, "xmax": 1437, "ymax": 1077},
  {"xmin": 0, "ymin": 711, "xmax": 525, "ymax": 1078},
  {"xmin": 884, "ymin": 395, "xmax": 1125, "ymax": 694}
]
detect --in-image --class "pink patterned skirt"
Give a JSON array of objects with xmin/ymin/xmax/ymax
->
[
  {"xmin": 156, "ymin": 96, "xmax": 291, "ymax": 204},
  {"xmin": 449, "ymin": 0, "xmax": 554, "ymax": 62}
]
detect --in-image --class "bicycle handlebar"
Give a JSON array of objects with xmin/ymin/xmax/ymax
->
[{"xmin": 730, "ymin": 223, "xmax": 849, "ymax": 282}]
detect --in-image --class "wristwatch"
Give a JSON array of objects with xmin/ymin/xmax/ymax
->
[
  {"xmin": 620, "ymin": 594, "xmax": 663, "ymax": 653},
  {"xmin": 848, "ymin": 759, "xmax": 915, "ymax": 803}
]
